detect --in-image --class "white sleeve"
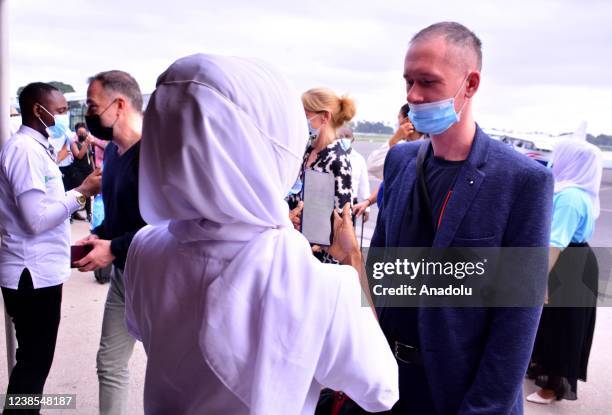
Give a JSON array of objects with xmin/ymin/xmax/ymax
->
[
  {"xmin": 366, "ymin": 143, "xmax": 390, "ymax": 181},
  {"xmin": 356, "ymin": 156, "xmax": 371, "ymax": 202},
  {"xmin": 3, "ymin": 142, "xmax": 46, "ymax": 197},
  {"xmin": 17, "ymin": 189, "xmax": 81, "ymax": 235},
  {"xmin": 315, "ymin": 269, "xmax": 399, "ymax": 412}
]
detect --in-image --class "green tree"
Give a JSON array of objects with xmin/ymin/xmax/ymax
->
[
  {"xmin": 587, "ymin": 133, "xmax": 612, "ymax": 150},
  {"xmin": 354, "ymin": 120, "xmax": 393, "ymax": 135}
]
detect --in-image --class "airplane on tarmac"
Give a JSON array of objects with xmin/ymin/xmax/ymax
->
[{"xmin": 484, "ymin": 122, "xmax": 612, "ymax": 169}]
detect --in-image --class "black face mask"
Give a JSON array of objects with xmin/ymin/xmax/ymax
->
[
  {"xmin": 85, "ymin": 99, "xmax": 117, "ymax": 141},
  {"xmin": 85, "ymin": 114, "xmax": 114, "ymax": 141},
  {"xmin": 78, "ymin": 134, "xmax": 87, "ymax": 142}
]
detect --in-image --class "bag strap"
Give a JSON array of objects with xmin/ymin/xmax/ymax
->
[{"xmin": 415, "ymin": 139, "xmax": 433, "ymax": 217}]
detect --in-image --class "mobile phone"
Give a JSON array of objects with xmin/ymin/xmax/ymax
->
[
  {"xmin": 71, "ymin": 245, "xmax": 93, "ymax": 267},
  {"xmin": 300, "ymin": 169, "xmax": 336, "ymax": 246}
]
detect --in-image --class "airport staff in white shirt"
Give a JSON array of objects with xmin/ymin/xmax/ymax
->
[
  {"xmin": 0, "ymin": 82, "xmax": 100, "ymax": 410},
  {"xmin": 338, "ymin": 126, "xmax": 371, "ymax": 222}
]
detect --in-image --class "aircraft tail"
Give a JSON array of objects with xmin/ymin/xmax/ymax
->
[{"xmin": 573, "ymin": 121, "xmax": 588, "ymax": 141}]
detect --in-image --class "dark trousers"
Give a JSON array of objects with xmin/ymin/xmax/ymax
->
[
  {"xmin": 1, "ymin": 269, "xmax": 62, "ymax": 414},
  {"xmin": 316, "ymin": 361, "xmax": 436, "ymax": 415},
  {"xmin": 390, "ymin": 361, "xmax": 436, "ymax": 414}
]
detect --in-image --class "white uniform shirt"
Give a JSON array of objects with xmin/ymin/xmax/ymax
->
[
  {"xmin": 350, "ymin": 149, "xmax": 371, "ymax": 203},
  {"xmin": 366, "ymin": 142, "xmax": 390, "ymax": 182},
  {"xmin": 0, "ymin": 126, "xmax": 77, "ymax": 289}
]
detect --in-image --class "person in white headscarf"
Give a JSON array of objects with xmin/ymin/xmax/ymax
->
[
  {"xmin": 123, "ymin": 54, "xmax": 398, "ymax": 415},
  {"xmin": 527, "ymin": 139, "xmax": 603, "ymax": 405}
]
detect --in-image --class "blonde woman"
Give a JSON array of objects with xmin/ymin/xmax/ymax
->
[{"xmin": 287, "ymin": 87, "xmax": 356, "ymax": 263}]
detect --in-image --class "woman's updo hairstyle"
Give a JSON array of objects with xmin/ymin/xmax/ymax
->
[{"xmin": 302, "ymin": 87, "xmax": 356, "ymax": 129}]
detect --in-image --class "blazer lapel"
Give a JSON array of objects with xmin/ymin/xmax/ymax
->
[{"xmin": 433, "ymin": 126, "xmax": 490, "ymax": 247}]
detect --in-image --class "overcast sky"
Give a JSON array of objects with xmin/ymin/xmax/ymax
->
[{"xmin": 6, "ymin": 0, "xmax": 612, "ymax": 135}]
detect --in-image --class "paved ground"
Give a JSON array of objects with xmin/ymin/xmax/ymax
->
[{"xmin": 0, "ymin": 141, "xmax": 610, "ymax": 414}]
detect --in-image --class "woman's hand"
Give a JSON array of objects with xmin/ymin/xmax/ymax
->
[
  {"xmin": 328, "ymin": 203, "xmax": 359, "ymax": 262},
  {"xmin": 289, "ymin": 201, "xmax": 304, "ymax": 231},
  {"xmin": 389, "ymin": 117, "xmax": 416, "ymax": 147},
  {"xmin": 353, "ymin": 200, "xmax": 370, "ymax": 222}
]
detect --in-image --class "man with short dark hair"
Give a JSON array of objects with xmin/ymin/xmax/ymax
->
[
  {"xmin": 371, "ymin": 22, "xmax": 554, "ymax": 414},
  {"xmin": 73, "ymin": 70, "xmax": 146, "ymax": 415},
  {"xmin": 0, "ymin": 82, "xmax": 100, "ymax": 413}
]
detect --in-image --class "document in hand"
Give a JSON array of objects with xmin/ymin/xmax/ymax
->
[{"xmin": 301, "ymin": 169, "xmax": 335, "ymax": 246}]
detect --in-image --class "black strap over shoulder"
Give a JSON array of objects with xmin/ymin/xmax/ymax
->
[{"xmin": 415, "ymin": 139, "xmax": 433, "ymax": 217}]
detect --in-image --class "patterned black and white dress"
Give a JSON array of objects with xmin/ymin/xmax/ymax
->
[{"xmin": 287, "ymin": 140, "xmax": 353, "ymax": 263}]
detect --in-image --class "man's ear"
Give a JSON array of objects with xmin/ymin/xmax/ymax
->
[
  {"xmin": 465, "ymin": 71, "xmax": 481, "ymax": 98},
  {"xmin": 115, "ymin": 97, "xmax": 127, "ymax": 112},
  {"xmin": 33, "ymin": 103, "xmax": 43, "ymax": 119}
]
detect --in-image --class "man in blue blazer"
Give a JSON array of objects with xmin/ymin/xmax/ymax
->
[{"xmin": 370, "ymin": 22, "xmax": 554, "ymax": 414}]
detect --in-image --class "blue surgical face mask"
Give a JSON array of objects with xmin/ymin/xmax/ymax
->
[
  {"xmin": 307, "ymin": 115, "xmax": 320, "ymax": 140},
  {"xmin": 408, "ymin": 77, "xmax": 469, "ymax": 136},
  {"xmin": 339, "ymin": 138, "xmax": 352, "ymax": 151},
  {"xmin": 38, "ymin": 105, "xmax": 71, "ymax": 138},
  {"xmin": 49, "ymin": 113, "xmax": 70, "ymax": 137}
]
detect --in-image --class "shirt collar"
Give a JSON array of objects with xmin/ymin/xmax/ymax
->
[{"xmin": 19, "ymin": 125, "xmax": 50, "ymax": 149}]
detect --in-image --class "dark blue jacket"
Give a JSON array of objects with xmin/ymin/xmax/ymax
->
[{"xmin": 371, "ymin": 125, "xmax": 554, "ymax": 414}]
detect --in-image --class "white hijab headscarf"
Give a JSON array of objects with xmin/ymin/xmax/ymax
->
[
  {"xmin": 552, "ymin": 139, "xmax": 603, "ymax": 219},
  {"xmin": 139, "ymin": 54, "xmax": 347, "ymax": 413}
]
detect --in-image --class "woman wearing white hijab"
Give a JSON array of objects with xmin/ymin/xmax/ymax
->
[
  {"xmin": 527, "ymin": 139, "xmax": 603, "ymax": 404},
  {"xmin": 123, "ymin": 54, "xmax": 398, "ymax": 415}
]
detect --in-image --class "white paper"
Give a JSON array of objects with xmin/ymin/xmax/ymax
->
[{"xmin": 301, "ymin": 169, "xmax": 335, "ymax": 246}]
